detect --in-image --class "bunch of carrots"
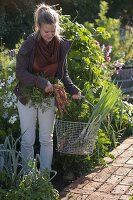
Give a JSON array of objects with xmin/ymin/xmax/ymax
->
[{"xmin": 53, "ymin": 83, "xmax": 70, "ymax": 116}]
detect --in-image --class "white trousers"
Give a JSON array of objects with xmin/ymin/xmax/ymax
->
[{"xmin": 17, "ymin": 98, "xmax": 56, "ymax": 171}]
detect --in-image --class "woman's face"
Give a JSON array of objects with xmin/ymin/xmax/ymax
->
[{"xmin": 39, "ymin": 23, "xmax": 56, "ymax": 43}]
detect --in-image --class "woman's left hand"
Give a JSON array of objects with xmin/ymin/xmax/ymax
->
[{"xmin": 72, "ymin": 92, "xmax": 81, "ymax": 99}]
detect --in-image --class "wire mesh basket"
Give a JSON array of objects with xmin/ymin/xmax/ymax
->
[{"xmin": 55, "ymin": 119, "xmax": 100, "ymax": 155}]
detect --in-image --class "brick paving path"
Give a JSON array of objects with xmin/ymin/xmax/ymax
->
[{"xmin": 60, "ymin": 136, "xmax": 133, "ymax": 200}]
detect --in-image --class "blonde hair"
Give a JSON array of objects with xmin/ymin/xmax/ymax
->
[{"xmin": 34, "ymin": 3, "xmax": 62, "ymax": 38}]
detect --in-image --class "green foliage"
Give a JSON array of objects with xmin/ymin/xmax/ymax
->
[
  {"xmin": 61, "ymin": 0, "xmax": 133, "ymax": 26},
  {"xmin": 0, "ymin": 169, "xmax": 59, "ymax": 200},
  {"xmin": 22, "ymin": 78, "xmax": 62, "ymax": 113},
  {"xmin": 0, "ymin": 49, "xmax": 19, "ymax": 138},
  {"xmin": 54, "ymin": 15, "xmax": 133, "ymax": 177},
  {"xmin": 95, "ymin": 128, "xmax": 111, "ymax": 163},
  {"xmin": 106, "ymin": 0, "xmax": 133, "ymax": 26},
  {"xmin": 61, "ymin": 0, "xmax": 100, "ymax": 23},
  {"xmin": 84, "ymin": 1, "xmax": 133, "ymax": 63},
  {"xmin": 0, "ymin": 0, "xmax": 36, "ymax": 48},
  {"xmin": 0, "ymin": 135, "xmax": 24, "ymax": 188},
  {"xmin": 0, "ymin": 170, "xmax": 59, "ymax": 200},
  {"xmin": 60, "ymin": 15, "xmax": 122, "ymax": 121},
  {"xmin": 88, "ymin": 84, "xmax": 121, "ymax": 124},
  {"xmin": 1, "ymin": 0, "xmax": 132, "ymax": 48},
  {"xmin": 0, "ymin": 135, "xmax": 59, "ymax": 200},
  {"xmin": 61, "ymin": 15, "xmax": 110, "ymax": 88}
]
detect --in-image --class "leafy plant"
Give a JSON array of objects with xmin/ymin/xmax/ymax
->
[
  {"xmin": 0, "ymin": 135, "xmax": 59, "ymax": 200},
  {"xmin": 52, "ymin": 14, "xmax": 133, "ymax": 179},
  {"xmin": 0, "ymin": 135, "xmax": 29, "ymax": 188},
  {"xmin": 0, "ymin": 48, "xmax": 19, "ymax": 138},
  {"xmin": 0, "ymin": 167, "xmax": 59, "ymax": 200}
]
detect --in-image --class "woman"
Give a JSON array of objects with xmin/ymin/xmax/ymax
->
[{"xmin": 14, "ymin": 3, "xmax": 81, "ymax": 172}]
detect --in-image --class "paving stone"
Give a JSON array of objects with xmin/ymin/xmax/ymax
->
[
  {"xmin": 97, "ymin": 182, "xmax": 116, "ymax": 193},
  {"xmin": 87, "ymin": 192, "xmax": 106, "ymax": 200},
  {"xmin": 127, "ymin": 169, "xmax": 133, "ymax": 176},
  {"xmin": 114, "ymin": 167, "xmax": 131, "ymax": 176},
  {"xmin": 120, "ymin": 150, "xmax": 133, "ymax": 158},
  {"xmin": 127, "ymin": 145, "xmax": 133, "ymax": 151},
  {"xmin": 90, "ymin": 193, "xmax": 121, "ymax": 200},
  {"xmin": 60, "ymin": 137, "xmax": 133, "ymax": 200},
  {"xmin": 120, "ymin": 176, "xmax": 133, "ymax": 186},
  {"xmin": 85, "ymin": 172, "xmax": 98, "ymax": 180},
  {"xmin": 119, "ymin": 194, "xmax": 131, "ymax": 200},
  {"xmin": 76, "ymin": 179, "xmax": 90, "ymax": 189},
  {"xmin": 68, "ymin": 193, "xmax": 80, "ymax": 199},
  {"xmin": 106, "ymin": 175, "xmax": 123, "ymax": 184},
  {"xmin": 123, "ymin": 137, "xmax": 133, "ymax": 144},
  {"xmin": 126, "ymin": 157, "xmax": 133, "ymax": 165},
  {"xmin": 70, "ymin": 187, "xmax": 95, "ymax": 195},
  {"xmin": 92, "ymin": 171, "xmax": 111, "ymax": 182},
  {"xmin": 76, "ymin": 194, "xmax": 89, "ymax": 200},
  {"xmin": 101, "ymin": 165, "xmax": 119, "ymax": 174},
  {"xmin": 116, "ymin": 143, "xmax": 131, "ymax": 150},
  {"xmin": 60, "ymin": 197, "xmax": 69, "ymax": 200},
  {"xmin": 60, "ymin": 192, "xmax": 73, "ymax": 200},
  {"xmin": 112, "ymin": 163, "xmax": 124, "ymax": 167},
  {"xmin": 104, "ymin": 156, "xmax": 113, "ymax": 164},
  {"xmin": 126, "ymin": 186, "xmax": 133, "ymax": 195},
  {"xmin": 82, "ymin": 183, "xmax": 96, "ymax": 193},
  {"xmin": 113, "ymin": 156, "xmax": 129, "ymax": 164},
  {"xmin": 123, "ymin": 164, "xmax": 133, "ymax": 169},
  {"xmin": 78, "ymin": 190, "xmax": 95, "ymax": 196},
  {"xmin": 111, "ymin": 149, "xmax": 125, "ymax": 158},
  {"xmin": 103, "ymin": 194, "xmax": 121, "ymax": 200},
  {"xmin": 88, "ymin": 181, "xmax": 102, "ymax": 189},
  {"xmin": 113, "ymin": 151, "xmax": 133, "ymax": 164},
  {"xmin": 66, "ymin": 176, "xmax": 89, "ymax": 190},
  {"xmin": 111, "ymin": 185, "xmax": 130, "ymax": 195}
]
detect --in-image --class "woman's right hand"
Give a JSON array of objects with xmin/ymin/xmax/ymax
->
[{"xmin": 44, "ymin": 81, "xmax": 53, "ymax": 93}]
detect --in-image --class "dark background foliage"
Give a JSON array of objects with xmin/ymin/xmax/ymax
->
[{"xmin": 0, "ymin": 0, "xmax": 132, "ymax": 48}]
